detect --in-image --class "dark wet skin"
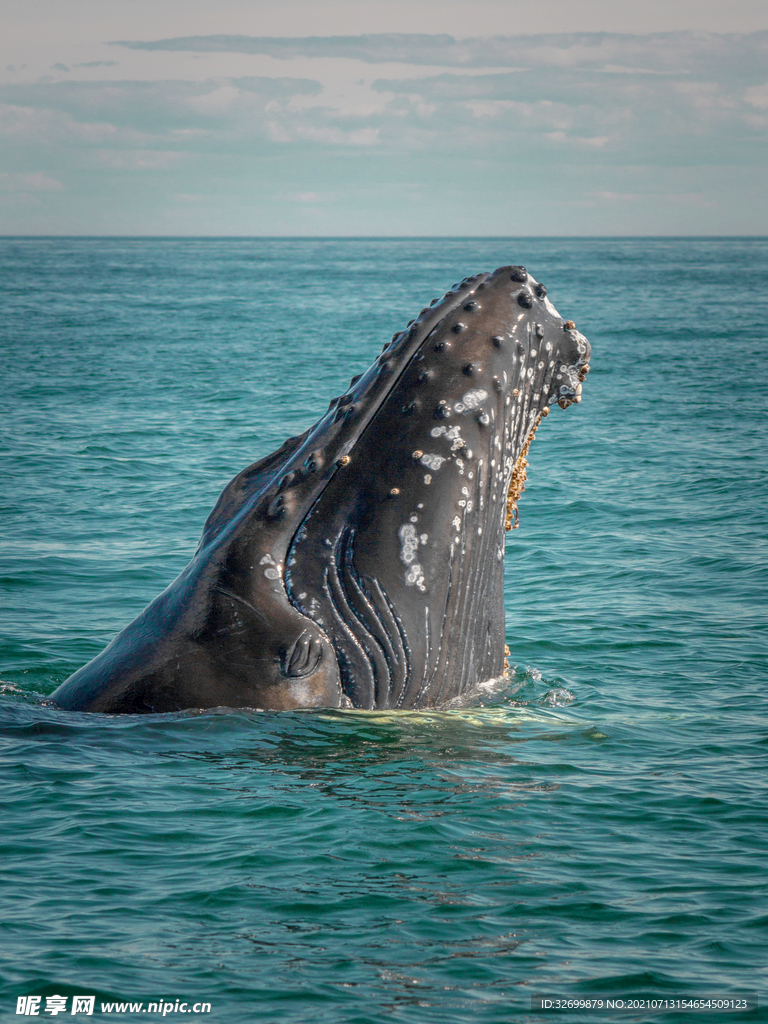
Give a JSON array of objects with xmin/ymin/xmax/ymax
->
[{"xmin": 51, "ymin": 267, "xmax": 590, "ymax": 714}]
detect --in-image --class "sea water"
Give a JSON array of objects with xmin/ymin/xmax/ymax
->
[{"xmin": 1, "ymin": 238, "xmax": 766, "ymax": 1022}]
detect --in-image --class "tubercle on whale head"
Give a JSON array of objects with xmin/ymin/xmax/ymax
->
[
  {"xmin": 197, "ymin": 274, "xmax": 494, "ymax": 546},
  {"xmin": 344, "ymin": 264, "xmax": 591, "ymax": 550},
  {"xmin": 199, "ymin": 264, "xmax": 589, "ymax": 564}
]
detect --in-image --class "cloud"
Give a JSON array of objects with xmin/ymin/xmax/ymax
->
[
  {"xmin": 3, "ymin": 31, "xmax": 768, "ymax": 233},
  {"xmin": 94, "ymin": 149, "xmax": 183, "ymax": 170},
  {"xmin": 744, "ymin": 82, "xmax": 768, "ymax": 108},
  {"xmin": 96, "ymin": 31, "xmax": 768, "ymax": 165},
  {"xmin": 108, "ymin": 30, "xmax": 768, "ymax": 77},
  {"xmin": 593, "ymin": 190, "xmax": 709, "ymax": 204},
  {"xmin": 0, "ymin": 171, "xmax": 63, "ymax": 192},
  {"xmin": 0, "ymin": 78, "xmax": 322, "ymax": 137},
  {"xmin": 368, "ymin": 54, "xmax": 768, "ymax": 163},
  {"xmin": 266, "ymin": 122, "xmax": 379, "ymax": 146},
  {"xmin": 109, "ymin": 33, "xmax": 459, "ymax": 64},
  {"xmin": 74, "ymin": 61, "xmax": 119, "ymax": 69},
  {"xmin": 0, "ymin": 102, "xmax": 124, "ymax": 144}
]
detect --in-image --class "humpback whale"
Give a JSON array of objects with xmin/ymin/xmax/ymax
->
[{"xmin": 51, "ymin": 265, "xmax": 590, "ymax": 714}]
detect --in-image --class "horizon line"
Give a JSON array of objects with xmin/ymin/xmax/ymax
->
[{"xmin": 2, "ymin": 234, "xmax": 767, "ymax": 241}]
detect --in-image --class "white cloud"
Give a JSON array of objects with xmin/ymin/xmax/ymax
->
[
  {"xmin": 1, "ymin": 30, "xmax": 767, "ymax": 233},
  {"xmin": 546, "ymin": 130, "xmax": 610, "ymax": 148},
  {"xmin": 94, "ymin": 149, "xmax": 183, "ymax": 169},
  {"xmin": 744, "ymin": 82, "xmax": 768, "ymax": 108},
  {"xmin": 266, "ymin": 121, "xmax": 379, "ymax": 146},
  {"xmin": 0, "ymin": 102, "xmax": 123, "ymax": 143},
  {"xmin": 0, "ymin": 171, "xmax": 63, "ymax": 191}
]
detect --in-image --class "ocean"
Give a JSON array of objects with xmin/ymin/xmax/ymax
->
[{"xmin": 1, "ymin": 237, "xmax": 766, "ymax": 1022}]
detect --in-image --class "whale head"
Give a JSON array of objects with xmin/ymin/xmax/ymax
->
[
  {"xmin": 51, "ymin": 264, "xmax": 590, "ymax": 714},
  {"xmin": 279, "ymin": 264, "xmax": 591, "ymax": 708}
]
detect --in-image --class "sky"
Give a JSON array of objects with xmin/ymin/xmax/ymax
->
[{"xmin": 2, "ymin": 0, "xmax": 768, "ymax": 235}]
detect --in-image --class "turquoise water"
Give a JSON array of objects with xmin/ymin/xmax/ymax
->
[{"xmin": 1, "ymin": 238, "xmax": 767, "ymax": 1022}]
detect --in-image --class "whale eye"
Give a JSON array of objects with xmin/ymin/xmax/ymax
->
[
  {"xmin": 510, "ymin": 267, "xmax": 527, "ymax": 283},
  {"xmin": 518, "ymin": 293, "xmax": 534, "ymax": 309}
]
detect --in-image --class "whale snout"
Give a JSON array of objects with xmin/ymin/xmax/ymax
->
[{"xmin": 553, "ymin": 322, "xmax": 590, "ymax": 409}]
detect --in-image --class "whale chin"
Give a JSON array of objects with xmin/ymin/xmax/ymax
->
[{"xmin": 50, "ymin": 265, "xmax": 590, "ymax": 714}]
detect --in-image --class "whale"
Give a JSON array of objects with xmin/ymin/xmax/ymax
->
[{"xmin": 50, "ymin": 265, "xmax": 590, "ymax": 714}]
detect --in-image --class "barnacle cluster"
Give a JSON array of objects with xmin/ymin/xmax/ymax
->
[{"xmin": 504, "ymin": 410, "xmax": 546, "ymax": 531}]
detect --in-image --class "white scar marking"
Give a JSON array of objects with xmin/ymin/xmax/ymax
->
[
  {"xmin": 399, "ymin": 523, "xmax": 420, "ymax": 565},
  {"xmin": 420, "ymin": 453, "xmax": 446, "ymax": 471},
  {"xmin": 405, "ymin": 563, "xmax": 425, "ymax": 589},
  {"xmin": 430, "ymin": 426, "xmax": 447, "ymax": 437},
  {"xmin": 456, "ymin": 389, "xmax": 488, "ymax": 412},
  {"xmin": 260, "ymin": 553, "xmax": 281, "ymax": 579},
  {"xmin": 424, "ymin": 474, "xmax": 432, "ymax": 484}
]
